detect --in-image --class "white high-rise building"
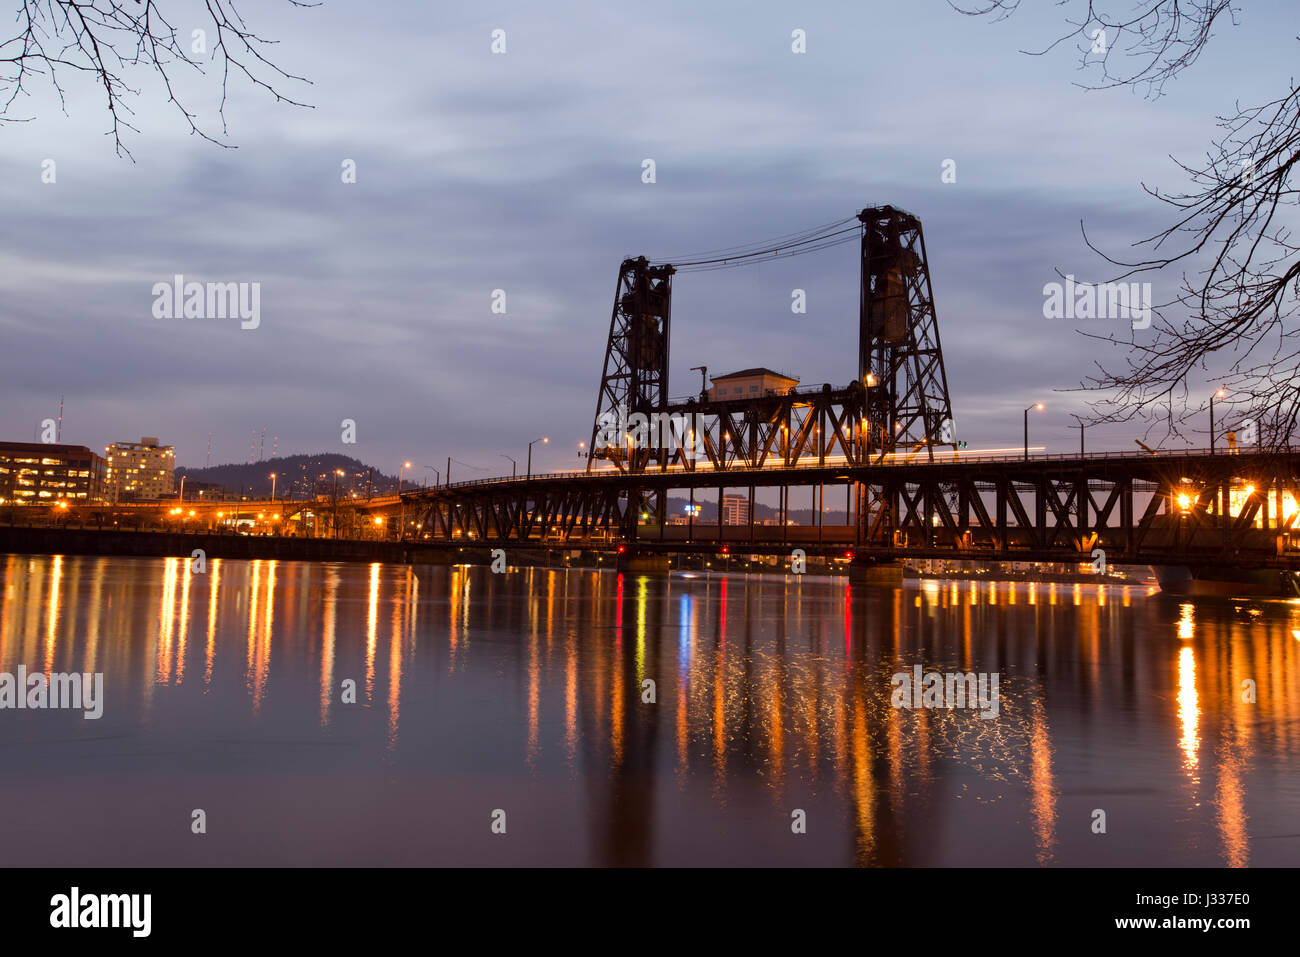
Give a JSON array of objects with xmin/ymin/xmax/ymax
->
[{"xmin": 105, "ymin": 436, "xmax": 175, "ymax": 501}]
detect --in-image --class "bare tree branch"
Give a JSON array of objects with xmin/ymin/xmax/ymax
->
[
  {"xmin": 1079, "ymin": 84, "xmax": 1300, "ymax": 449},
  {"xmin": 955, "ymin": 2, "xmax": 1300, "ymax": 451},
  {"xmin": 949, "ymin": 0, "xmax": 1238, "ymax": 97},
  {"xmin": 0, "ymin": 0, "xmax": 317, "ymax": 159}
]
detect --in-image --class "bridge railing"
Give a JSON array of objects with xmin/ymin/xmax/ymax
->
[{"xmin": 398, "ymin": 445, "xmax": 1278, "ymax": 497}]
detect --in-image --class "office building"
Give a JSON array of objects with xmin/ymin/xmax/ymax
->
[{"xmin": 0, "ymin": 442, "xmax": 106, "ymax": 504}]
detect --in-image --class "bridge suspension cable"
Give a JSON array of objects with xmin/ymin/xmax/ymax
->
[{"xmin": 647, "ymin": 215, "xmax": 862, "ymax": 272}]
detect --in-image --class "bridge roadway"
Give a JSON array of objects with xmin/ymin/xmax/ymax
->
[
  {"xmin": 386, "ymin": 447, "xmax": 1300, "ymax": 570},
  {"xmin": 19, "ymin": 448, "xmax": 1300, "ymax": 570}
]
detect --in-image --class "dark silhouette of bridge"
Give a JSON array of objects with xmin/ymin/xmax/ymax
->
[{"xmin": 388, "ymin": 206, "xmax": 1300, "ymax": 579}]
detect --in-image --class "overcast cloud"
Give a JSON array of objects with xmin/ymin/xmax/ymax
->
[{"xmin": 1, "ymin": 0, "xmax": 1294, "ymax": 473}]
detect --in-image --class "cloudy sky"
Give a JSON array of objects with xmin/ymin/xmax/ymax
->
[{"xmin": 1, "ymin": 0, "xmax": 1294, "ymax": 475}]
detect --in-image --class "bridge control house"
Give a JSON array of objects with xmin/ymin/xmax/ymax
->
[
  {"xmin": 706, "ymin": 368, "xmax": 799, "ymax": 401},
  {"xmin": 0, "ymin": 442, "xmax": 107, "ymax": 505}
]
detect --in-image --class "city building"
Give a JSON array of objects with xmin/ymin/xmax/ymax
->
[
  {"xmin": 105, "ymin": 436, "xmax": 175, "ymax": 502},
  {"xmin": 0, "ymin": 442, "xmax": 106, "ymax": 504},
  {"xmin": 707, "ymin": 368, "xmax": 799, "ymax": 402},
  {"xmin": 722, "ymin": 494, "xmax": 750, "ymax": 526}
]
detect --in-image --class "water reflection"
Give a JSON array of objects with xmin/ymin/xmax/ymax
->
[{"xmin": 0, "ymin": 555, "xmax": 1298, "ymax": 867}]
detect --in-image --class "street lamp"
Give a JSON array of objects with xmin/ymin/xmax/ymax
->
[
  {"xmin": 397, "ymin": 462, "xmax": 412, "ymax": 541},
  {"xmin": 577, "ymin": 441, "xmax": 586, "ymax": 461},
  {"xmin": 499, "ymin": 454, "xmax": 517, "ymax": 478},
  {"xmin": 1024, "ymin": 402, "xmax": 1044, "ymax": 461},
  {"xmin": 1070, "ymin": 415, "xmax": 1085, "ymax": 458},
  {"xmin": 1210, "ymin": 388, "xmax": 1226, "ymax": 454},
  {"xmin": 269, "ymin": 472, "xmax": 277, "ymax": 501},
  {"xmin": 527, "ymin": 436, "xmax": 548, "ymax": 481},
  {"xmin": 332, "ymin": 469, "xmax": 344, "ymax": 539}
]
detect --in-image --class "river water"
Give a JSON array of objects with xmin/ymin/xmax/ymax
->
[{"xmin": 1, "ymin": 553, "xmax": 1297, "ymax": 866}]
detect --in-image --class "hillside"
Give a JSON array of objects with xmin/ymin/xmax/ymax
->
[{"xmin": 176, "ymin": 453, "xmax": 407, "ymax": 499}]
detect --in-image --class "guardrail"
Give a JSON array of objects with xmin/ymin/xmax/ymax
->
[{"xmin": 397, "ymin": 445, "xmax": 1283, "ymax": 497}]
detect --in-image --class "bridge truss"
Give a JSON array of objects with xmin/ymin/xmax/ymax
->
[{"xmin": 399, "ymin": 451, "xmax": 1300, "ymax": 571}]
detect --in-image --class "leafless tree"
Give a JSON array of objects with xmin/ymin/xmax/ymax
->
[
  {"xmin": 953, "ymin": 2, "xmax": 1300, "ymax": 450},
  {"xmin": 1, "ymin": 1, "xmax": 315, "ymax": 159}
]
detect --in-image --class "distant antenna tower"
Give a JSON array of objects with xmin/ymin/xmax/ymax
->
[
  {"xmin": 248, "ymin": 430, "xmax": 256, "ymax": 465},
  {"xmin": 259, "ymin": 428, "xmax": 266, "ymax": 462},
  {"xmin": 271, "ymin": 435, "xmax": 278, "ymax": 458},
  {"xmin": 206, "ymin": 432, "xmax": 214, "ymax": 467},
  {"xmin": 56, "ymin": 394, "xmax": 63, "ymax": 442}
]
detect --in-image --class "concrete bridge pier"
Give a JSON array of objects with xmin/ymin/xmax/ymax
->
[
  {"xmin": 404, "ymin": 546, "xmax": 453, "ymax": 565},
  {"xmin": 616, "ymin": 549, "xmax": 671, "ymax": 574},
  {"xmin": 849, "ymin": 557, "xmax": 904, "ymax": 586}
]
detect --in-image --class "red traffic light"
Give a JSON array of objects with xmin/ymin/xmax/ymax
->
[
  {"xmin": 721, "ymin": 546, "xmax": 729, "ymax": 554},
  {"xmin": 616, "ymin": 545, "xmax": 625, "ymax": 554},
  {"xmin": 844, "ymin": 550, "xmax": 854, "ymax": 560}
]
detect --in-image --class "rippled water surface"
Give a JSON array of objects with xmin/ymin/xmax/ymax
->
[{"xmin": 2, "ymin": 554, "xmax": 1298, "ymax": 866}]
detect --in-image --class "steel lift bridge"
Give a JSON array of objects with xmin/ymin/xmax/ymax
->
[{"xmin": 400, "ymin": 206, "xmax": 1300, "ymax": 579}]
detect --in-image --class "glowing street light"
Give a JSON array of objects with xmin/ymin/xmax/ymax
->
[
  {"xmin": 1024, "ymin": 402, "xmax": 1044, "ymax": 461},
  {"xmin": 527, "ymin": 436, "xmax": 548, "ymax": 481},
  {"xmin": 332, "ymin": 469, "xmax": 344, "ymax": 539},
  {"xmin": 1210, "ymin": 387, "xmax": 1226, "ymax": 454}
]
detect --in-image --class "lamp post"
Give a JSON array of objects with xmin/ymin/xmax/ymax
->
[
  {"xmin": 1070, "ymin": 415, "xmax": 1085, "ymax": 458},
  {"xmin": 861, "ymin": 372, "xmax": 878, "ymax": 461},
  {"xmin": 332, "ymin": 469, "xmax": 343, "ymax": 539},
  {"xmin": 398, "ymin": 462, "xmax": 412, "ymax": 540},
  {"xmin": 269, "ymin": 472, "xmax": 277, "ymax": 501},
  {"xmin": 1210, "ymin": 388, "xmax": 1225, "ymax": 454},
  {"xmin": 577, "ymin": 441, "xmax": 586, "ymax": 462},
  {"xmin": 499, "ymin": 454, "xmax": 517, "ymax": 478},
  {"xmin": 1024, "ymin": 402, "xmax": 1044, "ymax": 461},
  {"xmin": 178, "ymin": 474, "xmax": 186, "ymax": 503},
  {"xmin": 527, "ymin": 436, "xmax": 548, "ymax": 481}
]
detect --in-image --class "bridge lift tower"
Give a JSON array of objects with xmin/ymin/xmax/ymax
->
[
  {"xmin": 587, "ymin": 205, "xmax": 957, "ymax": 473},
  {"xmin": 859, "ymin": 205, "xmax": 956, "ymax": 458}
]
